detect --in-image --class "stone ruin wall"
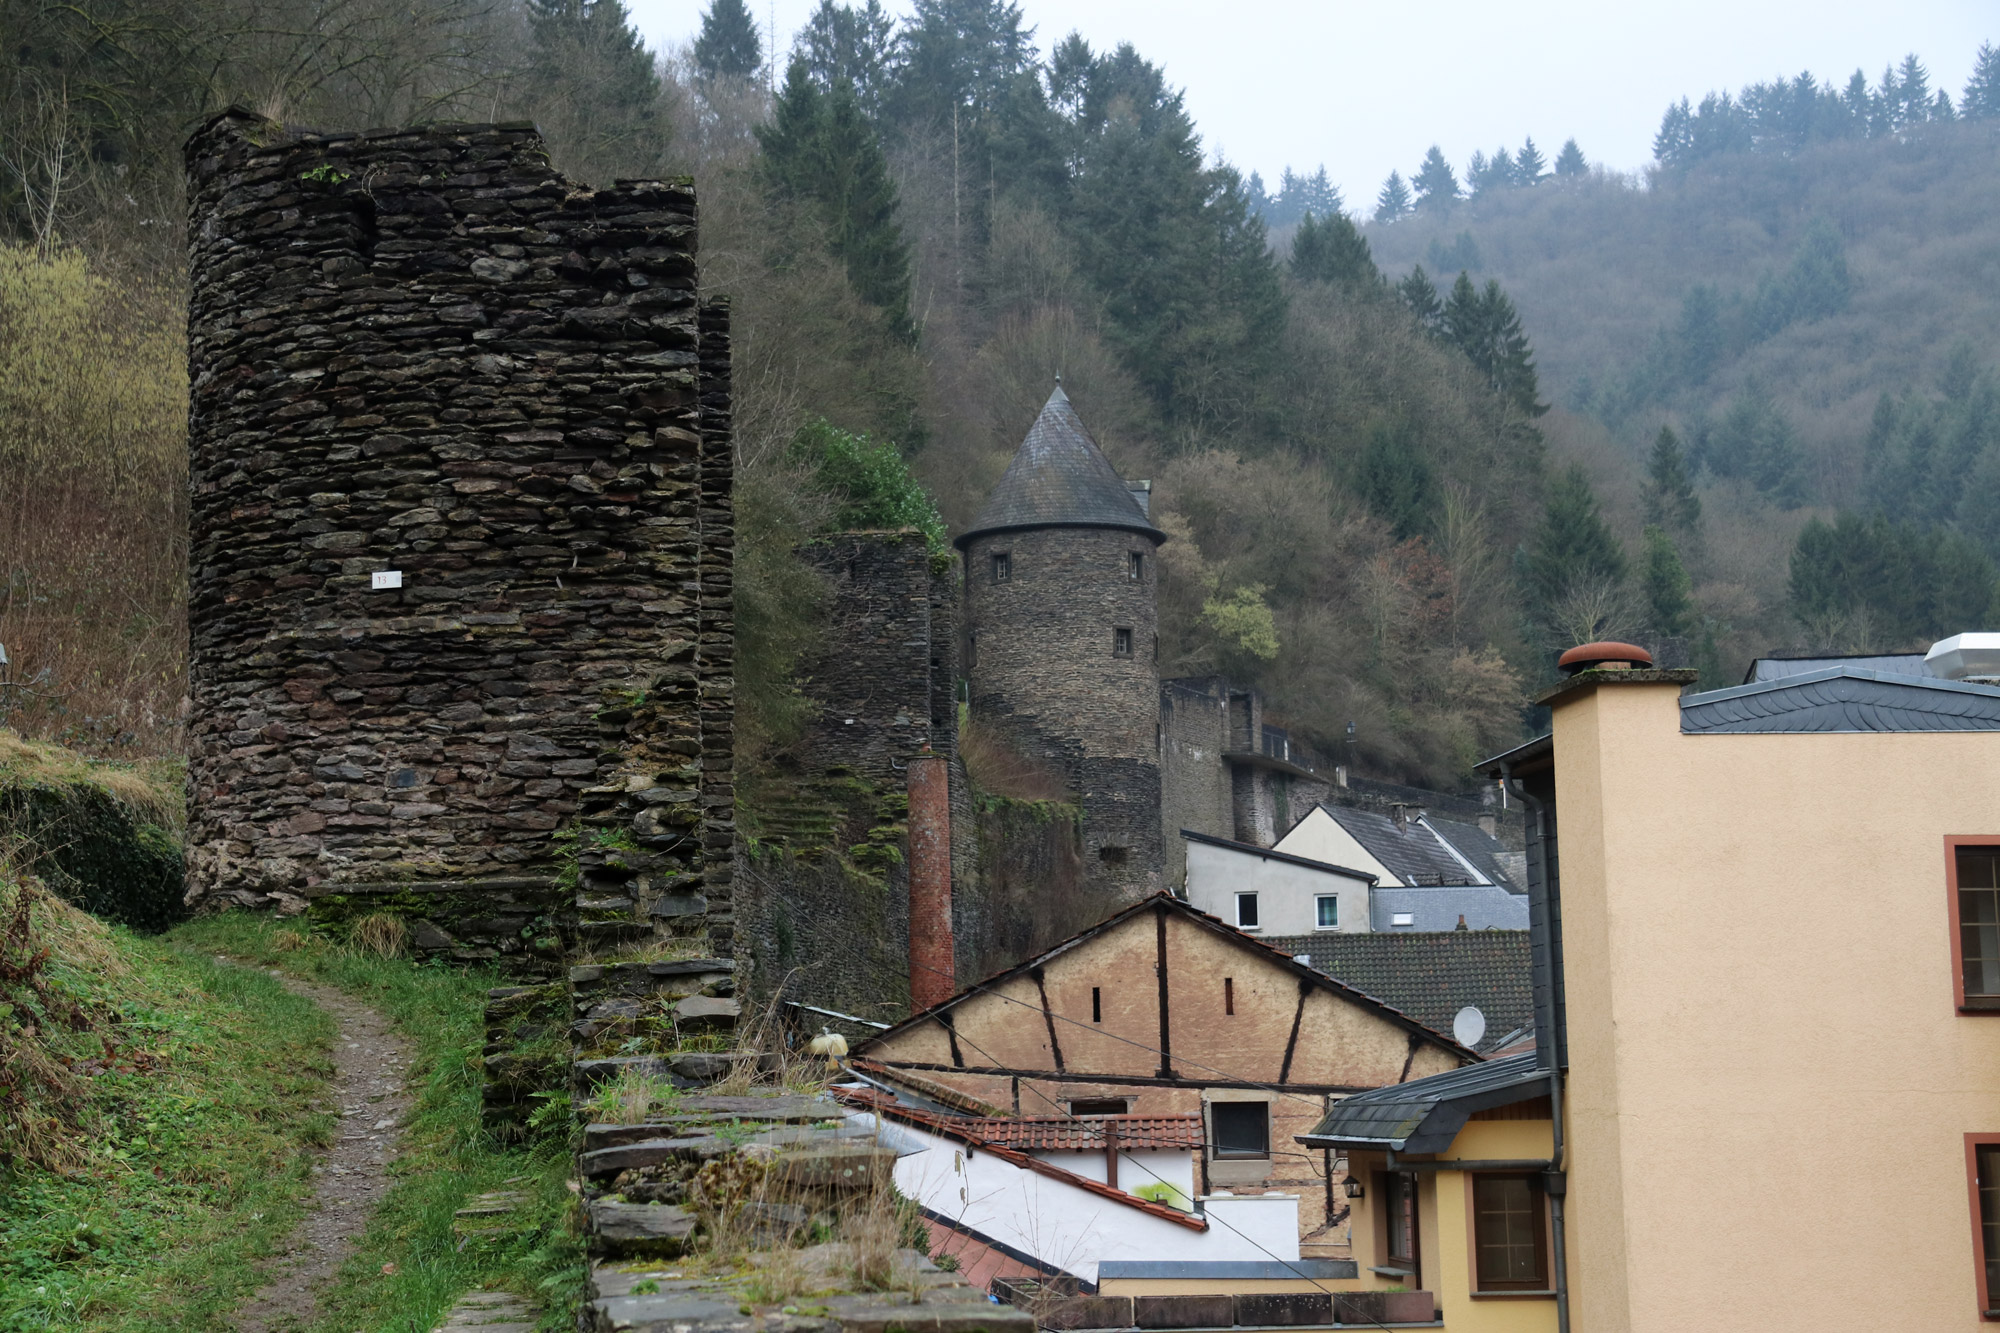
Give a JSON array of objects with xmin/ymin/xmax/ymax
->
[{"xmin": 182, "ymin": 110, "xmax": 732, "ymax": 967}]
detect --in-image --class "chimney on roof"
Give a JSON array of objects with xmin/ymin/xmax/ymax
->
[
  {"xmin": 907, "ymin": 748, "xmax": 955, "ymax": 1010},
  {"xmin": 1390, "ymin": 803, "xmax": 1420, "ymax": 831},
  {"xmin": 1456, "ymin": 914, "xmax": 1469, "ymax": 931}
]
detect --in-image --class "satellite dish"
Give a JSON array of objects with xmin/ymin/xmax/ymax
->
[{"xmin": 1453, "ymin": 1006, "xmax": 1487, "ymax": 1049}]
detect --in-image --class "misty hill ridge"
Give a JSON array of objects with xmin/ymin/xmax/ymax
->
[{"xmin": 1365, "ymin": 117, "xmax": 2000, "ymax": 509}]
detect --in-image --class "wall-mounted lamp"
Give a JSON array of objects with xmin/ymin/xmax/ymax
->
[{"xmin": 1343, "ymin": 1177, "xmax": 1366, "ymax": 1199}]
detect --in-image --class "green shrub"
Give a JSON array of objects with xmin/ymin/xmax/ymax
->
[
  {"xmin": 0, "ymin": 780, "xmax": 186, "ymax": 933},
  {"xmin": 790, "ymin": 419, "xmax": 946, "ymax": 553}
]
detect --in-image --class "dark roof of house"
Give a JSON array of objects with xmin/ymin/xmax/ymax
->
[
  {"xmin": 1316, "ymin": 805, "xmax": 1477, "ymax": 886},
  {"xmin": 955, "ymin": 385, "xmax": 1165, "ymax": 548},
  {"xmin": 1426, "ymin": 817, "xmax": 1520, "ymax": 892},
  {"xmin": 1296, "ymin": 1051, "xmax": 1552, "ymax": 1154},
  {"xmin": 1369, "ymin": 886, "xmax": 1530, "ymax": 934},
  {"xmin": 1743, "ymin": 653, "xmax": 1932, "ymax": 683},
  {"xmin": 1180, "ymin": 828, "xmax": 1378, "ymax": 884},
  {"xmin": 1679, "ymin": 666, "xmax": 2000, "ymax": 733},
  {"xmin": 854, "ymin": 892, "xmax": 1478, "ymax": 1064},
  {"xmin": 1265, "ymin": 930, "xmax": 1531, "ymax": 1048}
]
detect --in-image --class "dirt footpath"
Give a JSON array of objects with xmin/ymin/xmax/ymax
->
[{"xmin": 226, "ymin": 963, "xmax": 414, "ymax": 1333}]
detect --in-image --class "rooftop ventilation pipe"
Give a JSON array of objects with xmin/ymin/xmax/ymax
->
[
  {"xmin": 1925, "ymin": 632, "xmax": 2000, "ymax": 682},
  {"xmin": 907, "ymin": 747, "xmax": 955, "ymax": 1010}
]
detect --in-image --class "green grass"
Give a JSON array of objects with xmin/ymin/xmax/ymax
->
[
  {"xmin": 167, "ymin": 914, "xmax": 585, "ymax": 1333},
  {"xmin": 0, "ymin": 924, "xmax": 332, "ymax": 1331}
]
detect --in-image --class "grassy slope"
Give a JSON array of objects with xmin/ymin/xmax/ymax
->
[
  {"xmin": 0, "ymin": 905, "xmax": 581, "ymax": 1333},
  {"xmin": 0, "ymin": 902, "xmax": 332, "ymax": 1331},
  {"xmin": 169, "ymin": 915, "xmax": 583, "ymax": 1333}
]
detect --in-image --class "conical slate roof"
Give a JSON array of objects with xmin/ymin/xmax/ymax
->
[{"xmin": 955, "ymin": 385, "xmax": 1165, "ymax": 549}]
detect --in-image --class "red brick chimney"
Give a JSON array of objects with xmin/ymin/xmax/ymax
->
[{"xmin": 907, "ymin": 748, "xmax": 955, "ymax": 1010}]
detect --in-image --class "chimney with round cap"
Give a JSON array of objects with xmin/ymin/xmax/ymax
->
[{"xmin": 1558, "ymin": 641, "xmax": 1655, "ymax": 676}]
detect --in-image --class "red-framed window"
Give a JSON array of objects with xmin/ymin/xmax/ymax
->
[
  {"xmin": 1966, "ymin": 1134, "xmax": 2000, "ymax": 1318},
  {"xmin": 1948, "ymin": 839, "xmax": 2000, "ymax": 1012}
]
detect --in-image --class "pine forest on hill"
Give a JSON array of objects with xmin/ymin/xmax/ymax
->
[{"xmin": 5, "ymin": 1, "xmax": 1998, "ymax": 792}]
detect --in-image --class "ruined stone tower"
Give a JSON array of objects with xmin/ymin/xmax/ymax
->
[
  {"xmin": 958, "ymin": 386, "xmax": 1165, "ymax": 898},
  {"xmin": 181, "ymin": 111, "xmax": 732, "ymax": 966}
]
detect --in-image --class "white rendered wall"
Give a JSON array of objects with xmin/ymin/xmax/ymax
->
[
  {"xmin": 1272, "ymin": 808, "xmax": 1402, "ymax": 886},
  {"xmin": 1183, "ymin": 838, "xmax": 1372, "ymax": 936},
  {"xmin": 887, "ymin": 1118, "xmax": 1298, "ymax": 1285}
]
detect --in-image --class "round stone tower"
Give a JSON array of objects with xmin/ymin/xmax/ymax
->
[{"xmin": 957, "ymin": 385, "xmax": 1165, "ymax": 899}]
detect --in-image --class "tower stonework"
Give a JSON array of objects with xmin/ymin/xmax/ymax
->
[
  {"xmin": 958, "ymin": 387, "xmax": 1165, "ymax": 899},
  {"xmin": 182, "ymin": 110, "xmax": 732, "ymax": 965}
]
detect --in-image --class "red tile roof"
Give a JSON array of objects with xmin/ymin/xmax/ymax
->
[
  {"xmin": 920, "ymin": 1216, "xmax": 1062, "ymax": 1292},
  {"xmin": 832, "ymin": 1087, "xmax": 1208, "ymax": 1232},
  {"xmin": 972, "ymin": 1115, "xmax": 1203, "ymax": 1152}
]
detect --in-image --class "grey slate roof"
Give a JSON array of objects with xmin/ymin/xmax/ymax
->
[
  {"xmin": 1680, "ymin": 666, "xmax": 2000, "ymax": 733},
  {"xmin": 1296, "ymin": 1051, "xmax": 1552, "ymax": 1153},
  {"xmin": 1318, "ymin": 805, "xmax": 1477, "ymax": 886},
  {"xmin": 1266, "ymin": 929, "xmax": 1531, "ymax": 1048},
  {"xmin": 1745, "ymin": 653, "xmax": 1933, "ymax": 683},
  {"xmin": 1427, "ymin": 817, "xmax": 1522, "ymax": 892},
  {"xmin": 1370, "ymin": 885, "xmax": 1529, "ymax": 933},
  {"xmin": 955, "ymin": 385, "xmax": 1165, "ymax": 548}
]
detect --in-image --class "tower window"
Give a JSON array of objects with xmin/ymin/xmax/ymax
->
[
  {"xmin": 1113, "ymin": 627, "xmax": 1133, "ymax": 657},
  {"xmin": 1129, "ymin": 551, "xmax": 1144, "ymax": 580},
  {"xmin": 992, "ymin": 552, "xmax": 1011, "ymax": 582},
  {"xmin": 967, "ymin": 633, "xmax": 977, "ymax": 670}
]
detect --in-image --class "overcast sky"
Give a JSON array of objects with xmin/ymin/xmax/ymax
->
[{"xmin": 627, "ymin": 1, "xmax": 1994, "ymax": 205}]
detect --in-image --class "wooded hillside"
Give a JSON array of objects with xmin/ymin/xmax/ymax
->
[{"xmin": 1352, "ymin": 45, "xmax": 2000, "ymax": 663}]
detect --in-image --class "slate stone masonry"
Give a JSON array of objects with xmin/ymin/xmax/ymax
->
[{"xmin": 182, "ymin": 109, "xmax": 731, "ymax": 959}]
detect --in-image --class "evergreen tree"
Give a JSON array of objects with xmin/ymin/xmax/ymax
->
[
  {"xmin": 1894, "ymin": 53, "xmax": 1933, "ymax": 126},
  {"xmin": 1515, "ymin": 137, "xmax": 1547, "ymax": 184},
  {"xmin": 694, "ymin": 0, "xmax": 763, "ymax": 80},
  {"xmin": 1641, "ymin": 525, "xmax": 1695, "ymax": 637},
  {"xmin": 1398, "ymin": 264, "xmax": 1442, "ymax": 335},
  {"xmin": 1441, "ymin": 272, "xmax": 1545, "ymax": 417},
  {"xmin": 1643, "ymin": 426, "xmax": 1702, "ymax": 533},
  {"xmin": 527, "ymin": 0, "xmax": 664, "ymax": 177},
  {"xmin": 1244, "ymin": 170, "xmax": 1273, "ymax": 217},
  {"xmin": 1521, "ymin": 463, "xmax": 1628, "ymax": 621},
  {"xmin": 888, "ymin": 0, "xmax": 1037, "ymax": 130},
  {"xmin": 1709, "ymin": 383, "xmax": 1806, "ymax": 506},
  {"xmin": 1290, "ymin": 211, "xmax": 1378, "ymax": 288},
  {"xmin": 759, "ymin": 57, "xmax": 915, "ymax": 337},
  {"xmin": 1374, "ymin": 170, "xmax": 1413, "ymax": 222},
  {"xmin": 1673, "ymin": 285, "xmax": 1724, "ymax": 385},
  {"xmin": 796, "ymin": 0, "xmax": 895, "ymax": 113},
  {"xmin": 1357, "ymin": 422, "xmax": 1438, "ymax": 539},
  {"xmin": 1965, "ymin": 42, "xmax": 2000, "ymax": 120},
  {"xmin": 1062, "ymin": 43, "xmax": 1286, "ymax": 427},
  {"xmin": 1412, "ymin": 145, "xmax": 1459, "ymax": 214},
  {"xmin": 1553, "ymin": 138, "xmax": 1588, "ymax": 180}
]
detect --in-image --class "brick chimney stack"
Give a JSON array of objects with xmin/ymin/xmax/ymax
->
[{"xmin": 907, "ymin": 749, "xmax": 955, "ymax": 1010}]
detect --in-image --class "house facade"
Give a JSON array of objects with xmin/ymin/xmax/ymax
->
[
  {"xmin": 1180, "ymin": 829, "xmax": 1376, "ymax": 937},
  {"xmin": 1306, "ymin": 641, "xmax": 2000, "ymax": 1331},
  {"xmin": 852, "ymin": 894, "xmax": 1475, "ymax": 1266},
  {"xmin": 1260, "ymin": 803, "xmax": 1529, "ymax": 933}
]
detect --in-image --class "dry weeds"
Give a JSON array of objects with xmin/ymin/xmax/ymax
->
[{"xmin": 347, "ymin": 913, "xmax": 408, "ymax": 958}]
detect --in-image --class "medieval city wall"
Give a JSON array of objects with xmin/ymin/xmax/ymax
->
[{"xmin": 182, "ymin": 110, "xmax": 731, "ymax": 965}]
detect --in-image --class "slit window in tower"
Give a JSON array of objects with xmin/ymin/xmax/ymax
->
[
  {"xmin": 993, "ymin": 551, "xmax": 1011, "ymax": 582},
  {"xmin": 1129, "ymin": 551, "xmax": 1144, "ymax": 580},
  {"xmin": 1114, "ymin": 627, "xmax": 1133, "ymax": 657}
]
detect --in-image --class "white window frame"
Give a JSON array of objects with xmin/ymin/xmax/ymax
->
[
  {"xmin": 1315, "ymin": 894, "xmax": 1340, "ymax": 930},
  {"xmin": 1236, "ymin": 891, "xmax": 1260, "ymax": 931}
]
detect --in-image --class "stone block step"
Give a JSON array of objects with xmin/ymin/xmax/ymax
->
[
  {"xmin": 586, "ymin": 1199, "xmax": 697, "ymax": 1258},
  {"xmin": 434, "ymin": 1288, "xmax": 538, "ymax": 1332}
]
